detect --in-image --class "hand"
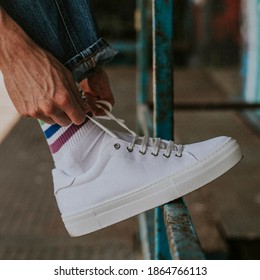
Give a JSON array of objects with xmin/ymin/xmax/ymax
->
[
  {"xmin": 0, "ymin": 8, "xmax": 89, "ymax": 126},
  {"xmin": 79, "ymin": 68, "xmax": 114, "ymax": 116}
]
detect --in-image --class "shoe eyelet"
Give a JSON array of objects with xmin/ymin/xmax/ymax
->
[
  {"xmin": 163, "ymin": 153, "xmax": 170, "ymax": 158},
  {"xmin": 175, "ymin": 154, "xmax": 182, "ymax": 158},
  {"xmin": 114, "ymin": 143, "xmax": 121, "ymax": 150},
  {"xmin": 151, "ymin": 152, "xmax": 158, "ymax": 157},
  {"xmin": 127, "ymin": 147, "xmax": 133, "ymax": 152},
  {"xmin": 139, "ymin": 150, "xmax": 146, "ymax": 155}
]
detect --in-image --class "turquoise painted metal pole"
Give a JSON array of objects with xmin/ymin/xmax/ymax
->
[
  {"xmin": 243, "ymin": 0, "xmax": 260, "ymax": 108},
  {"xmin": 153, "ymin": 0, "xmax": 174, "ymax": 260},
  {"xmin": 163, "ymin": 200, "xmax": 205, "ymax": 259},
  {"xmin": 153, "ymin": 0, "xmax": 174, "ymax": 139},
  {"xmin": 136, "ymin": 0, "xmax": 149, "ymax": 104},
  {"xmin": 152, "ymin": 0, "xmax": 205, "ymax": 260},
  {"xmin": 241, "ymin": 0, "xmax": 260, "ymax": 131},
  {"xmin": 137, "ymin": 0, "xmax": 205, "ymax": 260},
  {"xmin": 136, "ymin": 0, "xmax": 155, "ymax": 260}
]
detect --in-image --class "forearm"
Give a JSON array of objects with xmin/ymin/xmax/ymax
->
[
  {"xmin": 0, "ymin": 4, "xmax": 114, "ymax": 125},
  {"xmin": 0, "ymin": 7, "xmax": 39, "ymax": 72},
  {"xmin": 0, "ymin": 7, "xmax": 15, "ymax": 70},
  {"xmin": 0, "ymin": 1, "xmax": 117, "ymax": 82},
  {"xmin": 0, "ymin": 6, "xmax": 89, "ymax": 126}
]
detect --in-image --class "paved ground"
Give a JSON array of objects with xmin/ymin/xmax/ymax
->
[
  {"xmin": 0, "ymin": 66, "xmax": 259, "ymax": 259},
  {"xmin": 0, "ymin": 73, "xmax": 19, "ymax": 143},
  {"xmin": 174, "ymin": 68, "xmax": 260, "ymax": 259}
]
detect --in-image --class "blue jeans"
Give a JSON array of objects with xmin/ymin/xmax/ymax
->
[{"xmin": 0, "ymin": 0, "xmax": 117, "ymax": 82}]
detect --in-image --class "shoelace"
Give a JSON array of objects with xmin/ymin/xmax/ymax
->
[{"xmin": 86, "ymin": 100, "xmax": 183, "ymax": 158}]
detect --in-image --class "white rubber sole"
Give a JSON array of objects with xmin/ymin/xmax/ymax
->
[{"xmin": 62, "ymin": 139, "xmax": 242, "ymax": 237}]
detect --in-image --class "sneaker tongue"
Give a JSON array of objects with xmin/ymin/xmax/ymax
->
[
  {"xmin": 118, "ymin": 132, "xmax": 168, "ymax": 149},
  {"xmin": 111, "ymin": 131, "xmax": 134, "ymax": 142},
  {"xmin": 159, "ymin": 141, "xmax": 167, "ymax": 149},
  {"xmin": 151, "ymin": 138, "xmax": 167, "ymax": 149}
]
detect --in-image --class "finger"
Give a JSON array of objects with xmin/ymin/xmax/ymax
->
[
  {"xmin": 25, "ymin": 110, "xmax": 56, "ymax": 125},
  {"xmin": 66, "ymin": 74, "xmax": 91, "ymax": 113},
  {"xmin": 37, "ymin": 116, "xmax": 56, "ymax": 125},
  {"xmin": 101, "ymin": 94, "xmax": 115, "ymax": 108},
  {"xmin": 73, "ymin": 87, "xmax": 91, "ymax": 113},
  {"xmin": 79, "ymin": 79, "xmax": 90, "ymax": 93},
  {"xmin": 56, "ymin": 76, "xmax": 88, "ymax": 125},
  {"xmin": 62, "ymin": 95, "xmax": 88, "ymax": 126},
  {"xmin": 79, "ymin": 69, "xmax": 115, "ymax": 107},
  {"xmin": 51, "ymin": 111, "xmax": 72, "ymax": 127},
  {"xmin": 83, "ymin": 94, "xmax": 106, "ymax": 116},
  {"xmin": 91, "ymin": 68, "xmax": 115, "ymax": 106}
]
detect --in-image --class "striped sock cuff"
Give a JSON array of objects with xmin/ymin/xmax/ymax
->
[{"xmin": 39, "ymin": 119, "xmax": 92, "ymax": 154}]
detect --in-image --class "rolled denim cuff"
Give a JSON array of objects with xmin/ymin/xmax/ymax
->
[{"xmin": 64, "ymin": 38, "xmax": 118, "ymax": 82}]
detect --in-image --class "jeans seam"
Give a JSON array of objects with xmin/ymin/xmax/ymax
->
[
  {"xmin": 54, "ymin": 0, "xmax": 79, "ymax": 53},
  {"xmin": 70, "ymin": 45, "xmax": 107, "ymax": 70}
]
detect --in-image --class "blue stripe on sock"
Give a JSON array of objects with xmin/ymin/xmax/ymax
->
[{"xmin": 44, "ymin": 124, "xmax": 61, "ymax": 139}]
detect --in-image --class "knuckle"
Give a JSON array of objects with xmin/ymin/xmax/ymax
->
[
  {"xmin": 56, "ymin": 94, "xmax": 70, "ymax": 107},
  {"xmin": 42, "ymin": 104, "xmax": 56, "ymax": 116},
  {"xmin": 20, "ymin": 108, "xmax": 40, "ymax": 119}
]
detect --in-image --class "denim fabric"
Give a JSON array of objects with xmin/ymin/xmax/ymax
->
[{"xmin": 0, "ymin": 0, "xmax": 117, "ymax": 81}]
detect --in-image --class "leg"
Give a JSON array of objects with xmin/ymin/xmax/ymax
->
[
  {"xmin": 0, "ymin": 0, "xmax": 117, "ymax": 81},
  {"xmin": 0, "ymin": 0, "xmax": 117, "ymax": 175},
  {"xmin": 0, "ymin": 1, "xmax": 242, "ymax": 238}
]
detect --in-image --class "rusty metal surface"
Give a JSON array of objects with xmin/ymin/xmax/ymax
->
[
  {"xmin": 152, "ymin": 0, "xmax": 175, "ymax": 260},
  {"xmin": 152, "ymin": 0, "xmax": 204, "ymax": 260},
  {"xmin": 153, "ymin": 0, "xmax": 174, "ymax": 139},
  {"xmin": 136, "ymin": 0, "xmax": 149, "ymax": 105},
  {"xmin": 163, "ymin": 199, "xmax": 205, "ymax": 260}
]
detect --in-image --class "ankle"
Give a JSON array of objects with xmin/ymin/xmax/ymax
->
[{"xmin": 52, "ymin": 123, "xmax": 106, "ymax": 177}]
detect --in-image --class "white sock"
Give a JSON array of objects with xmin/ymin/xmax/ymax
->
[{"xmin": 39, "ymin": 119, "xmax": 106, "ymax": 177}]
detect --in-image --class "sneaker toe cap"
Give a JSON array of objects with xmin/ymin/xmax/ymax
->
[{"xmin": 184, "ymin": 136, "xmax": 233, "ymax": 161}]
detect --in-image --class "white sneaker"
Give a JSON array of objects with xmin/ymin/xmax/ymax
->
[{"xmin": 52, "ymin": 101, "xmax": 242, "ymax": 237}]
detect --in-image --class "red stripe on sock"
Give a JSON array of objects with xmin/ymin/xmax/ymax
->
[{"xmin": 49, "ymin": 123, "xmax": 83, "ymax": 154}]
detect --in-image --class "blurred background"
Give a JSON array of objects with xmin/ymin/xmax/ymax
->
[{"xmin": 0, "ymin": 0, "xmax": 259, "ymax": 260}]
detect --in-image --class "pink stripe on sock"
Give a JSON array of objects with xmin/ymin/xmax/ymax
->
[{"xmin": 49, "ymin": 123, "xmax": 83, "ymax": 154}]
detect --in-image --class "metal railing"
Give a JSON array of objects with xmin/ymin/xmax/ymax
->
[{"xmin": 136, "ymin": 0, "xmax": 205, "ymax": 260}]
